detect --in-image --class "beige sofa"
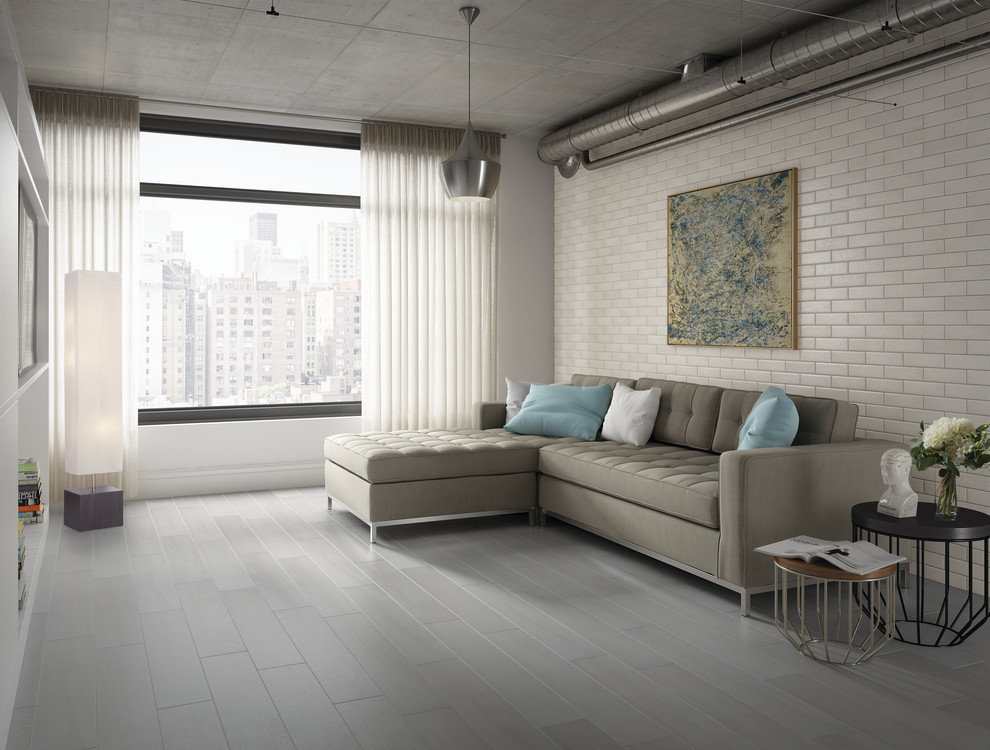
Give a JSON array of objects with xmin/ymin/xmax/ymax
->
[{"xmin": 324, "ymin": 373, "xmax": 900, "ymax": 614}]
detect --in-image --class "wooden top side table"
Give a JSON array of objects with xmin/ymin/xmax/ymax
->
[{"xmin": 772, "ymin": 555, "xmax": 897, "ymax": 665}]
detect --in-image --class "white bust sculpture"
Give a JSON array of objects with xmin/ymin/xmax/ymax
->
[{"xmin": 877, "ymin": 448, "xmax": 918, "ymax": 518}]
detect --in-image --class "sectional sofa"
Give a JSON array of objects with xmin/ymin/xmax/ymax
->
[{"xmin": 324, "ymin": 373, "xmax": 900, "ymax": 614}]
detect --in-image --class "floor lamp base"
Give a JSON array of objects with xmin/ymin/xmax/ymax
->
[{"xmin": 64, "ymin": 486, "xmax": 123, "ymax": 531}]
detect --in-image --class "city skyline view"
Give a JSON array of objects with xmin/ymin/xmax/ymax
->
[
  {"xmin": 140, "ymin": 197, "xmax": 359, "ymax": 278},
  {"xmin": 137, "ymin": 204, "xmax": 362, "ymax": 409}
]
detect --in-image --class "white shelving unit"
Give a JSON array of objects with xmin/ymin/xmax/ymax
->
[{"xmin": 1, "ymin": 0, "xmax": 50, "ymax": 741}]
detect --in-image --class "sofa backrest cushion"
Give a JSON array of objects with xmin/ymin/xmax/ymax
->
[
  {"xmin": 711, "ymin": 388, "xmax": 859, "ymax": 453},
  {"xmin": 505, "ymin": 383, "xmax": 614, "ymax": 441},
  {"xmin": 635, "ymin": 378, "xmax": 723, "ymax": 451},
  {"xmin": 735, "ymin": 386, "xmax": 799, "ymax": 450},
  {"xmin": 571, "ymin": 373, "xmax": 636, "ymax": 389}
]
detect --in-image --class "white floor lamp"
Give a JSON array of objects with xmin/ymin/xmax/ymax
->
[{"xmin": 63, "ymin": 270, "xmax": 124, "ymax": 531}]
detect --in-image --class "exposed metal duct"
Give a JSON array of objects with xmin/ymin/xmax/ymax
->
[
  {"xmin": 585, "ymin": 30, "xmax": 990, "ymax": 171},
  {"xmin": 538, "ymin": 0, "xmax": 990, "ymax": 175}
]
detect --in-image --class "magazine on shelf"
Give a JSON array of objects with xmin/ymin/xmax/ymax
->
[{"xmin": 755, "ymin": 536, "xmax": 906, "ymax": 575}]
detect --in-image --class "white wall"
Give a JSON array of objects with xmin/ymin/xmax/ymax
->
[
  {"xmin": 554, "ymin": 41, "xmax": 990, "ymax": 525},
  {"xmin": 138, "ymin": 132, "xmax": 555, "ymax": 498},
  {"xmin": 137, "ymin": 415, "xmax": 360, "ymax": 498},
  {"xmin": 497, "ymin": 135, "xmax": 555, "ymax": 395}
]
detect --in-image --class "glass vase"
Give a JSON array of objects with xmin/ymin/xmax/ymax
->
[{"xmin": 935, "ymin": 469, "xmax": 958, "ymax": 520}]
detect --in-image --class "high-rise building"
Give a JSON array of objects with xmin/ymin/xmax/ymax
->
[
  {"xmin": 206, "ymin": 276, "xmax": 301, "ymax": 404},
  {"xmin": 302, "ymin": 289, "xmax": 320, "ymax": 385},
  {"xmin": 137, "ymin": 241, "xmax": 164, "ymax": 405},
  {"xmin": 160, "ymin": 248, "xmax": 204, "ymax": 406},
  {"xmin": 314, "ymin": 279, "xmax": 361, "ymax": 397},
  {"xmin": 249, "ymin": 212, "xmax": 278, "ymax": 246},
  {"xmin": 312, "ymin": 219, "xmax": 360, "ymax": 286},
  {"xmin": 169, "ymin": 229, "xmax": 184, "ymax": 259}
]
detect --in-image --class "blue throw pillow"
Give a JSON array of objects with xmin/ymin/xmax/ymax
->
[
  {"xmin": 737, "ymin": 386, "xmax": 799, "ymax": 450},
  {"xmin": 505, "ymin": 383, "xmax": 613, "ymax": 441}
]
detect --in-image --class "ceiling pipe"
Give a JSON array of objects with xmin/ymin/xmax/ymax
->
[
  {"xmin": 583, "ymin": 30, "xmax": 990, "ymax": 172},
  {"xmin": 538, "ymin": 0, "xmax": 990, "ymax": 175}
]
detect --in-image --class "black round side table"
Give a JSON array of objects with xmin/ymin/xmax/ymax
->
[{"xmin": 852, "ymin": 502, "xmax": 990, "ymax": 646}]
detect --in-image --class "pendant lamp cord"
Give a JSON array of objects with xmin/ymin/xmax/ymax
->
[
  {"xmin": 467, "ymin": 13, "xmax": 473, "ymax": 124},
  {"xmin": 737, "ymin": 0, "xmax": 746, "ymax": 85}
]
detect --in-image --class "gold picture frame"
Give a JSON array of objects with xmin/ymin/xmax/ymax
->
[{"xmin": 667, "ymin": 168, "xmax": 796, "ymax": 348}]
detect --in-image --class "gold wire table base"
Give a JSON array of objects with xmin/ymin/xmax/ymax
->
[{"xmin": 773, "ymin": 557, "xmax": 896, "ymax": 666}]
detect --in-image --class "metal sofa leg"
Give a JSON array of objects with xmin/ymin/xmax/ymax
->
[{"xmin": 369, "ymin": 523, "xmax": 378, "ymax": 544}]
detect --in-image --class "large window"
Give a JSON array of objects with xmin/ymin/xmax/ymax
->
[{"xmin": 138, "ymin": 116, "xmax": 361, "ymax": 423}]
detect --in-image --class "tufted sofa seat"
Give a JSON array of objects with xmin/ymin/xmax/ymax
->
[
  {"xmin": 324, "ymin": 429, "xmax": 569, "ymax": 483},
  {"xmin": 325, "ymin": 373, "xmax": 901, "ymax": 614},
  {"xmin": 538, "ymin": 442, "xmax": 721, "ymax": 528}
]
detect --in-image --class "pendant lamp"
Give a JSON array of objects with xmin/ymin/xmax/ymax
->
[{"xmin": 440, "ymin": 6, "xmax": 500, "ymax": 201}]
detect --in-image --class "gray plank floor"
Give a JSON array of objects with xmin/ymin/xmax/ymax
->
[{"xmin": 7, "ymin": 487, "xmax": 990, "ymax": 750}]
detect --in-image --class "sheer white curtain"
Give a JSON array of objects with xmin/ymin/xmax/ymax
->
[
  {"xmin": 32, "ymin": 89, "xmax": 140, "ymax": 501},
  {"xmin": 361, "ymin": 121, "xmax": 499, "ymax": 431}
]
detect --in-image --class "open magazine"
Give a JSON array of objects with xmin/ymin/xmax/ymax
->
[{"xmin": 755, "ymin": 536, "xmax": 906, "ymax": 575}]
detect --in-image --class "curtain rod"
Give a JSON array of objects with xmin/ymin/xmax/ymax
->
[
  {"xmin": 140, "ymin": 97, "xmax": 363, "ymax": 126},
  {"xmin": 362, "ymin": 119, "xmax": 506, "ymax": 139},
  {"xmin": 29, "ymin": 86, "xmax": 139, "ymax": 103}
]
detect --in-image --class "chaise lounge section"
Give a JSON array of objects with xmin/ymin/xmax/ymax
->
[
  {"xmin": 323, "ymin": 429, "xmax": 567, "ymax": 542},
  {"xmin": 324, "ymin": 374, "xmax": 900, "ymax": 613}
]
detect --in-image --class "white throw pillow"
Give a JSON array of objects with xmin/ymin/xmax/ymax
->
[
  {"xmin": 506, "ymin": 377, "xmax": 536, "ymax": 421},
  {"xmin": 601, "ymin": 383, "xmax": 662, "ymax": 446}
]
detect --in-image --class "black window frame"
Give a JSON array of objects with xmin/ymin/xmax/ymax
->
[{"xmin": 138, "ymin": 115, "xmax": 362, "ymax": 426}]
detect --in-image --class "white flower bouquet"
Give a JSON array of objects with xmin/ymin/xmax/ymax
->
[{"xmin": 910, "ymin": 417, "xmax": 990, "ymax": 519}]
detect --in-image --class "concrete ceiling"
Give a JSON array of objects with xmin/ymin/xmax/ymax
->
[{"xmin": 8, "ymin": 0, "xmax": 862, "ymax": 137}]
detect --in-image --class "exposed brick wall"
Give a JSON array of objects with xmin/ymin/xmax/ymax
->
[{"xmin": 554, "ymin": 21, "xmax": 990, "ymax": 542}]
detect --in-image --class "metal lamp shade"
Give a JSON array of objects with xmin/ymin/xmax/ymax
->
[
  {"xmin": 64, "ymin": 270, "xmax": 123, "ymax": 476},
  {"xmin": 440, "ymin": 123, "xmax": 500, "ymax": 201}
]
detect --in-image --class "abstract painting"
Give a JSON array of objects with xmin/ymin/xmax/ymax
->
[{"xmin": 667, "ymin": 168, "xmax": 796, "ymax": 348}]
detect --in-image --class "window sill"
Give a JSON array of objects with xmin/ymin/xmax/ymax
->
[{"xmin": 138, "ymin": 402, "xmax": 361, "ymax": 425}]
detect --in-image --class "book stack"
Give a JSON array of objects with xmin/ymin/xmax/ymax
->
[
  {"xmin": 17, "ymin": 518, "xmax": 27, "ymax": 611},
  {"xmin": 17, "ymin": 457, "xmax": 45, "ymax": 524}
]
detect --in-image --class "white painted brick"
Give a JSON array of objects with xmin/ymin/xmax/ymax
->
[
  {"xmin": 968, "ymin": 97, "xmax": 990, "ymax": 118},
  {"xmin": 923, "ymin": 396, "xmax": 969, "ymax": 413},
  {"xmin": 923, "ymin": 311, "xmax": 968, "ymax": 326},
  {"xmin": 554, "ymin": 51, "xmax": 989, "ymax": 473},
  {"xmin": 831, "ymin": 376, "xmax": 867, "ymax": 390},
  {"xmin": 881, "ymin": 312, "xmax": 924, "ymax": 327},
  {"xmin": 834, "ymin": 351, "xmax": 867, "ymax": 366},
  {"xmin": 924, "ymin": 339, "xmax": 967, "ymax": 355},
  {"xmin": 923, "ymin": 223, "xmax": 968, "ymax": 240},
  {"xmin": 924, "ymin": 368, "xmax": 968, "ymax": 385},
  {"xmin": 847, "ymin": 178, "xmax": 885, "ymax": 197},
  {"xmin": 924, "ymin": 164, "xmax": 969, "ymax": 183},
  {"xmin": 865, "ymin": 298, "xmax": 903, "ymax": 312},
  {"xmin": 831, "ymin": 247, "xmax": 867, "ymax": 262},
  {"xmin": 966, "ymin": 125, "xmax": 990, "ymax": 145},
  {"xmin": 903, "ymin": 380, "xmax": 945, "ymax": 397},
  {"xmin": 865, "ymin": 352, "xmax": 903, "ymax": 368},
  {"xmin": 885, "ymin": 393, "xmax": 925, "ymax": 410},
  {"xmin": 902, "ymin": 298, "xmax": 945, "ymax": 313},
  {"xmin": 847, "ymin": 232, "xmax": 888, "ymax": 249}
]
